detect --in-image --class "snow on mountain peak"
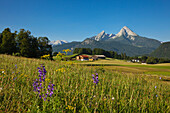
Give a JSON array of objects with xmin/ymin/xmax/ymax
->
[
  {"xmin": 98, "ymin": 30, "xmax": 105, "ymax": 35},
  {"xmin": 117, "ymin": 26, "xmax": 137, "ymax": 37},
  {"xmin": 91, "ymin": 30, "xmax": 116, "ymax": 41},
  {"xmin": 94, "ymin": 30, "xmax": 106, "ymax": 41},
  {"xmin": 124, "ymin": 26, "xmax": 137, "ymax": 36},
  {"xmin": 49, "ymin": 40, "xmax": 68, "ymax": 46},
  {"xmin": 111, "ymin": 26, "xmax": 137, "ymax": 40},
  {"xmin": 109, "ymin": 33, "xmax": 115, "ymax": 37}
]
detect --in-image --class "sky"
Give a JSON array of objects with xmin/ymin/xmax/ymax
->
[{"xmin": 0, "ymin": 0, "xmax": 170, "ymax": 42}]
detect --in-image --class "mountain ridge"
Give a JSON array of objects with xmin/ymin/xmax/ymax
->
[{"xmin": 52, "ymin": 26, "xmax": 161, "ymax": 56}]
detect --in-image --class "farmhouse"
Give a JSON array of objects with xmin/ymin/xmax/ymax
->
[
  {"xmin": 94, "ymin": 55, "xmax": 106, "ymax": 59},
  {"xmin": 76, "ymin": 55, "xmax": 89, "ymax": 61},
  {"xmin": 89, "ymin": 56, "xmax": 98, "ymax": 60}
]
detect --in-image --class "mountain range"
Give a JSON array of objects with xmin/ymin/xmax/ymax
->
[
  {"xmin": 52, "ymin": 26, "xmax": 161, "ymax": 56},
  {"xmin": 49, "ymin": 40, "xmax": 68, "ymax": 46}
]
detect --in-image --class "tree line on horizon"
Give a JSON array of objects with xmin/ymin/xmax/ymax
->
[
  {"xmin": 73, "ymin": 48, "xmax": 170, "ymax": 64},
  {"xmin": 0, "ymin": 28, "xmax": 52, "ymax": 59},
  {"xmin": 73, "ymin": 48, "xmax": 129, "ymax": 60}
]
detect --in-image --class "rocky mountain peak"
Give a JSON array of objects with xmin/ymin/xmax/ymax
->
[
  {"xmin": 109, "ymin": 33, "xmax": 115, "ymax": 37},
  {"xmin": 92, "ymin": 30, "xmax": 108, "ymax": 41},
  {"xmin": 110, "ymin": 26, "xmax": 138, "ymax": 40},
  {"xmin": 117, "ymin": 26, "xmax": 137, "ymax": 37}
]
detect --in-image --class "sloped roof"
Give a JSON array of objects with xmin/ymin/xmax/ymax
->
[
  {"xmin": 80, "ymin": 55, "xmax": 89, "ymax": 58},
  {"xmin": 95, "ymin": 55, "xmax": 106, "ymax": 57}
]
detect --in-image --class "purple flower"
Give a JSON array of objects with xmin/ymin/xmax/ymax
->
[
  {"xmin": 49, "ymin": 92, "xmax": 53, "ymax": 97},
  {"xmin": 156, "ymin": 95, "xmax": 158, "ymax": 97},
  {"xmin": 37, "ymin": 87, "xmax": 40, "ymax": 90},
  {"xmin": 33, "ymin": 65, "xmax": 54, "ymax": 101},
  {"xmin": 42, "ymin": 66, "xmax": 47, "ymax": 74},
  {"xmin": 14, "ymin": 77, "xmax": 17, "ymax": 80},
  {"xmin": 43, "ymin": 98, "xmax": 46, "ymax": 101},
  {"xmin": 155, "ymin": 86, "xmax": 157, "ymax": 88},
  {"xmin": 92, "ymin": 73, "xmax": 99, "ymax": 85},
  {"xmin": 39, "ymin": 78, "xmax": 42, "ymax": 82},
  {"xmin": 43, "ymin": 76, "xmax": 45, "ymax": 81},
  {"xmin": 159, "ymin": 77, "xmax": 161, "ymax": 79}
]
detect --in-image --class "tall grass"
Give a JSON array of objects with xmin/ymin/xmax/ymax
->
[{"xmin": 0, "ymin": 55, "xmax": 169, "ymax": 112}]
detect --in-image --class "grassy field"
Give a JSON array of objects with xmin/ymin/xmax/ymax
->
[
  {"xmin": 80, "ymin": 59, "xmax": 170, "ymax": 77},
  {"xmin": 0, "ymin": 55, "xmax": 170, "ymax": 112}
]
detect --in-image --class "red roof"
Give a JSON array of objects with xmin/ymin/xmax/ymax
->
[{"xmin": 80, "ymin": 55, "xmax": 89, "ymax": 58}]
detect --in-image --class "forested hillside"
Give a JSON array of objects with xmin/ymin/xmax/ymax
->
[
  {"xmin": 0, "ymin": 28, "xmax": 52, "ymax": 58},
  {"xmin": 150, "ymin": 42, "xmax": 170, "ymax": 59}
]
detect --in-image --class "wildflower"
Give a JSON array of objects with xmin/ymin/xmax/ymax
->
[
  {"xmin": 103, "ymin": 97, "xmax": 107, "ymax": 101},
  {"xmin": 14, "ymin": 77, "xmax": 17, "ymax": 80},
  {"xmin": 33, "ymin": 65, "xmax": 54, "ymax": 101},
  {"xmin": 39, "ymin": 95, "xmax": 42, "ymax": 98},
  {"xmin": 156, "ymin": 95, "xmax": 158, "ymax": 97},
  {"xmin": 93, "ymin": 95, "xmax": 96, "ymax": 98},
  {"xmin": 66, "ymin": 105, "xmax": 74, "ymax": 110},
  {"xmin": 41, "ymin": 54, "xmax": 50, "ymax": 60},
  {"xmin": 92, "ymin": 73, "xmax": 99, "ymax": 85},
  {"xmin": 2, "ymin": 71, "xmax": 4, "ymax": 73},
  {"xmin": 112, "ymin": 97, "xmax": 115, "ymax": 100},
  {"xmin": 56, "ymin": 68, "xmax": 66, "ymax": 73},
  {"xmin": 47, "ymin": 83, "xmax": 55, "ymax": 97},
  {"xmin": 46, "ymin": 78, "xmax": 50, "ymax": 82},
  {"xmin": 15, "ymin": 64, "xmax": 17, "ymax": 68},
  {"xmin": 0, "ymin": 87, "xmax": 2, "ymax": 92},
  {"xmin": 159, "ymin": 77, "xmax": 161, "ymax": 79},
  {"xmin": 43, "ymin": 98, "xmax": 46, "ymax": 101},
  {"xmin": 155, "ymin": 86, "xmax": 157, "ymax": 88}
]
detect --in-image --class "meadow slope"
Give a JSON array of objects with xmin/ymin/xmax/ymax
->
[{"xmin": 0, "ymin": 55, "xmax": 169, "ymax": 112}]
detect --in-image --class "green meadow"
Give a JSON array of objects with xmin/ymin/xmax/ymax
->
[
  {"xmin": 0, "ymin": 55, "xmax": 170, "ymax": 112},
  {"xmin": 80, "ymin": 59, "xmax": 170, "ymax": 77}
]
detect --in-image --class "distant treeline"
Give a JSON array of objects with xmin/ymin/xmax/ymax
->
[
  {"xmin": 73, "ymin": 48, "xmax": 129, "ymax": 60},
  {"xmin": 73, "ymin": 48, "xmax": 170, "ymax": 64},
  {"xmin": 140, "ymin": 56, "xmax": 170, "ymax": 64},
  {"xmin": 0, "ymin": 28, "xmax": 52, "ymax": 59}
]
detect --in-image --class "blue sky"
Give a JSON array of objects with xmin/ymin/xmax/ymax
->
[{"xmin": 0, "ymin": 0, "xmax": 170, "ymax": 42}]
